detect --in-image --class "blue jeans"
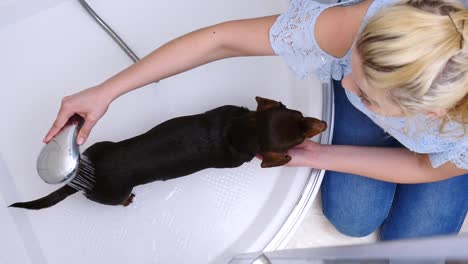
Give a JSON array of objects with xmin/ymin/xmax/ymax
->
[{"xmin": 321, "ymin": 80, "xmax": 468, "ymax": 240}]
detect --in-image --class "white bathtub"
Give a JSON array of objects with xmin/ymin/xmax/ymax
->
[{"xmin": 0, "ymin": 0, "xmax": 332, "ymax": 263}]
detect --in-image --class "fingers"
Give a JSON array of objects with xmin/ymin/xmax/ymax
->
[
  {"xmin": 43, "ymin": 86, "xmax": 110, "ymax": 145},
  {"xmin": 284, "ymin": 149, "xmax": 307, "ymax": 167},
  {"xmin": 43, "ymin": 108, "xmax": 73, "ymax": 143},
  {"xmin": 286, "ymin": 141, "xmax": 323, "ymax": 167},
  {"xmin": 76, "ymin": 116, "xmax": 97, "ymax": 145}
]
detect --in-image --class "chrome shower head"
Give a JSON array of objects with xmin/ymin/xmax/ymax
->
[{"xmin": 36, "ymin": 114, "xmax": 84, "ymax": 184}]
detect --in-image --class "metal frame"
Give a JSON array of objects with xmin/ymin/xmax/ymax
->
[{"xmin": 230, "ymin": 234, "xmax": 468, "ymax": 264}]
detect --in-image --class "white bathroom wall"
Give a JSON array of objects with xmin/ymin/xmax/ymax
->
[{"xmin": 0, "ymin": 0, "xmax": 72, "ymax": 29}]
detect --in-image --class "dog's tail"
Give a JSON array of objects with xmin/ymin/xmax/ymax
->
[{"xmin": 9, "ymin": 185, "xmax": 78, "ymax": 210}]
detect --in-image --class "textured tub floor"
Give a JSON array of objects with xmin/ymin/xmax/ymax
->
[{"xmin": 285, "ymin": 193, "xmax": 468, "ymax": 249}]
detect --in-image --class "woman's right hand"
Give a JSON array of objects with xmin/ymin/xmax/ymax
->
[{"xmin": 43, "ymin": 85, "xmax": 113, "ymax": 145}]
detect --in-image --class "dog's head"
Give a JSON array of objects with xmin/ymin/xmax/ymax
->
[{"xmin": 255, "ymin": 96, "xmax": 327, "ymax": 168}]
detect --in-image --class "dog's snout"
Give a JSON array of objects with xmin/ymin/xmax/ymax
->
[
  {"xmin": 302, "ymin": 117, "xmax": 327, "ymax": 138},
  {"xmin": 317, "ymin": 120, "xmax": 327, "ymax": 131}
]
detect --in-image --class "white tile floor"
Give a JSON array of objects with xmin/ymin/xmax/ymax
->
[{"xmin": 285, "ymin": 193, "xmax": 468, "ymax": 249}]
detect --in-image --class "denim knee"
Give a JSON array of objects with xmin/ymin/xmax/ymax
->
[
  {"xmin": 322, "ymin": 202, "xmax": 388, "ymax": 237},
  {"xmin": 321, "ymin": 171, "xmax": 396, "ymax": 237},
  {"xmin": 379, "ymin": 174, "xmax": 468, "ymax": 241}
]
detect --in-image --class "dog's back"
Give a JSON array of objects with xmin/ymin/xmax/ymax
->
[{"xmin": 102, "ymin": 105, "xmax": 254, "ymax": 186}]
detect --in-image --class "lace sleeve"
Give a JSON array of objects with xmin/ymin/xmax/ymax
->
[
  {"xmin": 429, "ymin": 140, "xmax": 468, "ymax": 170},
  {"xmin": 269, "ymin": 0, "xmax": 345, "ymax": 81}
]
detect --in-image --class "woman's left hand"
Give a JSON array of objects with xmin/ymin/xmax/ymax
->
[
  {"xmin": 285, "ymin": 140, "xmax": 322, "ymax": 167},
  {"xmin": 255, "ymin": 140, "xmax": 323, "ymax": 167}
]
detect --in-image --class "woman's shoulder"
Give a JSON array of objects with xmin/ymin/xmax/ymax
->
[
  {"xmin": 315, "ymin": 0, "xmax": 374, "ymax": 58},
  {"xmin": 269, "ymin": 0, "xmax": 400, "ymax": 81}
]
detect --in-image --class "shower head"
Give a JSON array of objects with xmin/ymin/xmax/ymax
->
[{"xmin": 36, "ymin": 114, "xmax": 84, "ymax": 184}]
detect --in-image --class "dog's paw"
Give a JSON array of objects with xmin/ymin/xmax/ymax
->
[{"xmin": 121, "ymin": 193, "xmax": 136, "ymax": 207}]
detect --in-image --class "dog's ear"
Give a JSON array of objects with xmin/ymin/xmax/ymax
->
[
  {"xmin": 256, "ymin": 96, "xmax": 285, "ymax": 112},
  {"xmin": 260, "ymin": 151, "xmax": 292, "ymax": 168},
  {"xmin": 302, "ymin": 117, "xmax": 327, "ymax": 138}
]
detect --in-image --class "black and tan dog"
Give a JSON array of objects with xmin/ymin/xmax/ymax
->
[{"xmin": 10, "ymin": 97, "xmax": 326, "ymax": 210}]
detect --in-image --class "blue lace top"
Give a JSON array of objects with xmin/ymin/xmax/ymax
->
[{"xmin": 270, "ymin": 0, "xmax": 468, "ymax": 169}]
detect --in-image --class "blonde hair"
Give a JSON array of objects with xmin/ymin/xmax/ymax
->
[{"xmin": 356, "ymin": 0, "xmax": 468, "ymax": 133}]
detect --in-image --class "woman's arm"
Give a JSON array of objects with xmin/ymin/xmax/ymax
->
[
  {"xmin": 101, "ymin": 15, "xmax": 279, "ymax": 101},
  {"xmin": 103, "ymin": 0, "xmax": 376, "ymax": 100},
  {"xmin": 287, "ymin": 141, "xmax": 467, "ymax": 183},
  {"xmin": 44, "ymin": 15, "xmax": 278, "ymax": 144}
]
